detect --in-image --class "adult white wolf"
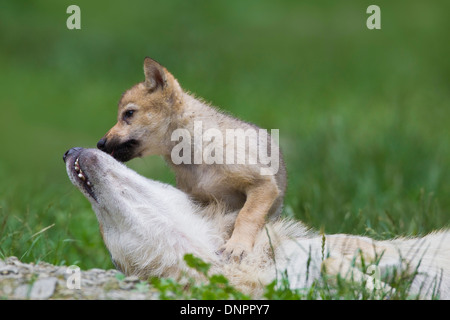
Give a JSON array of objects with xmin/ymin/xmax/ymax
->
[{"xmin": 64, "ymin": 147, "xmax": 450, "ymax": 299}]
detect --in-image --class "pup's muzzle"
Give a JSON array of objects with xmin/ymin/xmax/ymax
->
[
  {"xmin": 96, "ymin": 136, "xmax": 140, "ymax": 163},
  {"xmin": 97, "ymin": 138, "xmax": 107, "ymax": 151}
]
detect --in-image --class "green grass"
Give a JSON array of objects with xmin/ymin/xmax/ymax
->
[
  {"xmin": 0, "ymin": 0, "xmax": 449, "ymax": 298},
  {"xmin": 147, "ymin": 252, "xmax": 441, "ymax": 300}
]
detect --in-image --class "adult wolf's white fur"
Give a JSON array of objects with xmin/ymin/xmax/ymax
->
[{"xmin": 65, "ymin": 148, "xmax": 450, "ymax": 299}]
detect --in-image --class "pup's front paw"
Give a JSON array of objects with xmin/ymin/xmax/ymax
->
[{"xmin": 217, "ymin": 239, "xmax": 252, "ymax": 263}]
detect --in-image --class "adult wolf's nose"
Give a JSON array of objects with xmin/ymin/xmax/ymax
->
[
  {"xmin": 97, "ymin": 138, "xmax": 107, "ymax": 151},
  {"xmin": 63, "ymin": 147, "xmax": 83, "ymax": 163}
]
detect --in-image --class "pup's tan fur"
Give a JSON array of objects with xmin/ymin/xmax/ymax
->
[
  {"xmin": 65, "ymin": 148, "xmax": 450, "ymax": 299},
  {"xmin": 97, "ymin": 58, "xmax": 287, "ymax": 260}
]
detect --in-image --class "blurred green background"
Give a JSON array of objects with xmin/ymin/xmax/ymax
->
[{"xmin": 0, "ymin": 0, "xmax": 449, "ymax": 269}]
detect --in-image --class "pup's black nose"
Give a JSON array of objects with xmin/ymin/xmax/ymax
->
[
  {"xmin": 97, "ymin": 138, "xmax": 107, "ymax": 151},
  {"xmin": 63, "ymin": 147, "xmax": 83, "ymax": 163}
]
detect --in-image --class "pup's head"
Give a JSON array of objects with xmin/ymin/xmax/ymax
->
[{"xmin": 97, "ymin": 57, "xmax": 183, "ymax": 162}]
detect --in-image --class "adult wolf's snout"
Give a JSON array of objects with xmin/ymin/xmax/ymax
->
[{"xmin": 63, "ymin": 147, "xmax": 83, "ymax": 163}]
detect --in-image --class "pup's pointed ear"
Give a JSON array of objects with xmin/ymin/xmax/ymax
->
[{"xmin": 143, "ymin": 57, "xmax": 167, "ymax": 91}]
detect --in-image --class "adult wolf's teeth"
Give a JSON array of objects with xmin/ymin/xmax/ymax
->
[
  {"xmin": 74, "ymin": 158, "xmax": 89, "ymax": 184},
  {"xmin": 74, "ymin": 158, "xmax": 80, "ymax": 171}
]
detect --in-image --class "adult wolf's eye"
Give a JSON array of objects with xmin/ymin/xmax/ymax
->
[{"xmin": 123, "ymin": 110, "xmax": 135, "ymax": 120}]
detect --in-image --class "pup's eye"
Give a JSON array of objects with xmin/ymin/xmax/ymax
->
[{"xmin": 123, "ymin": 110, "xmax": 135, "ymax": 120}]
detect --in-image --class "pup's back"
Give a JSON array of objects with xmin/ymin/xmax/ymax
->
[{"xmin": 166, "ymin": 91, "xmax": 287, "ymax": 217}]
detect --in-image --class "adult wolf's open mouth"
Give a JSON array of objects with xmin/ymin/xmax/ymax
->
[
  {"xmin": 74, "ymin": 157, "xmax": 92, "ymax": 186},
  {"xmin": 73, "ymin": 156, "xmax": 97, "ymax": 201},
  {"xmin": 64, "ymin": 148, "xmax": 97, "ymax": 202}
]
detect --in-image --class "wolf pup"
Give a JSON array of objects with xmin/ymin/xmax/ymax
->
[{"xmin": 96, "ymin": 57, "xmax": 287, "ymax": 261}]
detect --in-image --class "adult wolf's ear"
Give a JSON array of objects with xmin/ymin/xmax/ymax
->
[{"xmin": 143, "ymin": 57, "xmax": 167, "ymax": 91}]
